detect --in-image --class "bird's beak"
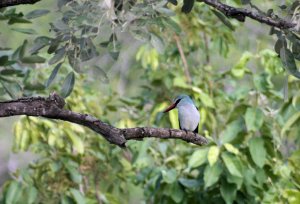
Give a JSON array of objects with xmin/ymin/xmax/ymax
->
[{"xmin": 163, "ymin": 103, "xmax": 176, "ymax": 113}]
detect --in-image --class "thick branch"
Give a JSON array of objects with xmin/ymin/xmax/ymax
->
[
  {"xmin": 0, "ymin": 0, "xmax": 40, "ymax": 8},
  {"xmin": 0, "ymin": 93, "xmax": 208, "ymax": 147},
  {"xmin": 202, "ymin": 0, "xmax": 296, "ymax": 29}
]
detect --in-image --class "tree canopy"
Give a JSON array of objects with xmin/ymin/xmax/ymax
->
[{"xmin": 0, "ymin": 0, "xmax": 300, "ymax": 203}]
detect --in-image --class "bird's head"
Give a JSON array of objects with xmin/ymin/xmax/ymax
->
[{"xmin": 163, "ymin": 94, "xmax": 194, "ymax": 113}]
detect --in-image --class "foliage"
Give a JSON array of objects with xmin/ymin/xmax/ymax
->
[{"xmin": 0, "ymin": 0, "xmax": 300, "ymax": 204}]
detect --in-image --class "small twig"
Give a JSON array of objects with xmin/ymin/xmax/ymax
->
[
  {"xmin": 202, "ymin": 32, "xmax": 210, "ymax": 64},
  {"xmin": 174, "ymin": 34, "xmax": 192, "ymax": 84},
  {"xmin": 203, "ymin": 0, "xmax": 296, "ymax": 30}
]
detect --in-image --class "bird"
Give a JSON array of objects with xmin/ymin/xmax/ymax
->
[{"xmin": 163, "ymin": 94, "xmax": 200, "ymax": 133}]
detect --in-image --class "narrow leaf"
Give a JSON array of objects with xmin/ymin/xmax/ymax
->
[
  {"xmin": 46, "ymin": 63, "xmax": 62, "ymax": 88},
  {"xmin": 249, "ymin": 137, "xmax": 266, "ymax": 168},
  {"xmin": 61, "ymin": 72, "xmax": 75, "ymax": 98}
]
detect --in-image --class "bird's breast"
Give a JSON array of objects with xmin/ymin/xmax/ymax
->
[{"xmin": 178, "ymin": 104, "xmax": 200, "ymax": 131}]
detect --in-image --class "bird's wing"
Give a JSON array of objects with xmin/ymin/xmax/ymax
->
[{"xmin": 193, "ymin": 124, "xmax": 198, "ymax": 133}]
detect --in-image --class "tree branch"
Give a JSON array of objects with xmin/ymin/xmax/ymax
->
[
  {"xmin": 202, "ymin": 0, "xmax": 296, "ymax": 29},
  {"xmin": 0, "ymin": 93, "xmax": 208, "ymax": 147},
  {"xmin": 0, "ymin": 0, "xmax": 41, "ymax": 8}
]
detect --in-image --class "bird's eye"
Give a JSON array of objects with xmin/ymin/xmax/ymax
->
[{"xmin": 175, "ymin": 99, "xmax": 181, "ymax": 104}]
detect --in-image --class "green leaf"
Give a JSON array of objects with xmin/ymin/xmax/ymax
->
[
  {"xmin": 156, "ymin": 7, "xmax": 175, "ymax": 16},
  {"xmin": 212, "ymin": 9, "xmax": 235, "ymax": 31},
  {"xmin": 48, "ymin": 36, "xmax": 62, "ymax": 54},
  {"xmin": 11, "ymin": 28, "xmax": 37, "ymax": 34},
  {"xmin": 66, "ymin": 130, "xmax": 84, "ymax": 154},
  {"xmin": 69, "ymin": 188, "xmax": 85, "ymax": 204},
  {"xmin": 5, "ymin": 181, "xmax": 22, "ymax": 204},
  {"xmin": 207, "ymin": 146, "xmax": 220, "ymax": 166},
  {"xmin": 46, "ymin": 63, "xmax": 62, "ymax": 88},
  {"xmin": 222, "ymin": 152, "xmax": 243, "ymax": 178},
  {"xmin": 178, "ymin": 178, "xmax": 201, "ymax": 188},
  {"xmin": 249, "ymin": 137, "xmax": 266, "ymax": 168},
  {"xmin": 280, "ymin": 46, "xmax": 300, "ymax": 78},
  {"xmin": 224, "ymin": 143, "xmax": 239, "ymax": 155},
  {"xmin": 221, "ymin": 181, "xmax": 237, "ymax": 204},
  {"xmin": 61, "ymin": 72, "xmax": 75, "ymax": 98},
  {"xmin": 220, "ymin": 118, "xmax": 244, "ymax": 144},
  {"xmin": 150, "ymin": 33, "xmax": 165, "ymax": 54},
  {"xmin": 49, "ymin": 48, "xmax": 65, "ymax": 65},
  {"xmin": 19, "ymin": 40, "xmax": 28, "ymax": 58},
  {"xmin": 66, "ymin": 165, "xmax": 82, "ymax": 183},
  {"xmin": 162, "ymin": 169, "xmax": 177, "ymax": 184},
  {"xmin": 26, "ymin": 9, "xmax": 50, "ymax": 19},
  {"xmin": 0, "ymin": 55, "xmax": 9, "ymax": 65},
  {"xmin": 181, "ymin": 0, "xmax": 195, "ymax": 13},
  {"xmin": 188, "ymin": 147, "xmax": 209, "ymax": 168},
  {"xmin": 204, "ymin": 162, "xmax": 222, "ymax": 188},
  {"xmin": 21, "ymin": 55, "xmax": 46, "ymax": 63},
  {"xmin": 231, "ymin": 52, "xmax": 252, "ymax": 78},
  {"xmin": 92, "ymin": 65, "xmax": 109, "ymax": 83},
  {"xmin": 192, "ymin": 87, "xmax": 215, "ymax": 108},
  {"xmin": 281, "ymin": 112, "xmax": 300, "ymax": 136},
  {"xmin": 244, "ymin": 107, "xmax": 264, "ymax": 131},
  {"xmin": 163, "ymin": 18, "xmax": 181, "ymax": 34},
  {"xmin": 26, "ymin": 186, "xmax": 38, "ymax": 204}
]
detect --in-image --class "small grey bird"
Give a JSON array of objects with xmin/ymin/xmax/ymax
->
[{"xmin": 163, "ymin": 94, "xmax": 200, "ymax": 133}]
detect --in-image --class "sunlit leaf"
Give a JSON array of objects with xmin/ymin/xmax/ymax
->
[
  {"xmin": 207, "ymin": 146, "xmax": 219, "ymax": 166},
  {"xmin": 222, "ymin": 152, "xmax": 243, "ymax": 178},
  {"xmin": 188, "ymin": 147, "xmax": 209, "ymax": 168},
  {"xmin": 204, "ymin": 162, "xmax": 222, "ymax": 188}
]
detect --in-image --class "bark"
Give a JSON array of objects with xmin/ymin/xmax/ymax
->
[
  {"xmin": 0, "ymin": 0, "xmax": 40, "ymax": 8},
  {"xmin": 0, "ymin": 93, "xmax": 208, "ymax": 147}
]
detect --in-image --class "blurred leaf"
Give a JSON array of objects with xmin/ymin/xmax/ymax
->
[
  {"xmin": 192, "ymin": 87, "xmax": 215, "ymax": 108},
  {"xmin": 245, "ymin": 107, "xmax": 264, "ymax": 131},
  {"xmin": 212, "ymin": 10, "xmax": 235, "ymax": 31},
  {"xmin": 150, "ymin": 33, "xmax": 165, "ymax": 54},
  {"xmin": 281, "ymin": 112, "xmax": 300, "ymax": 136},
  {"xmin": 207, "ymin": 146, "xmax": 219, "ymax": 166},
  {"xmin": 221, "ymin": 181, "xmax": 237, "ymax": 204},
  {"xmin": 249, "ymin": 137, "xmax": 266, "ymax": 168},
  {"xmin": 92, "ymin": 65, "xmax": 109, "ymax": 83},
  {"xmin": 21, "ymin": 55, "xmax": 46, "ymax": 63},
  {"xmin": 220, "ymin": 118, "xmax": 244, "ymax": 144},
  {"xmin": 204, "ymin": 162, "xmax": 222, "ymax": 188},
  {"xmin": 188, "ymin": 147, "xmax": 209, "ymax": 168},
  {"xmin": 26, "ymin": 9, "xmax": 50, "ymax": 19},
  {"xmin": 11, "ymin": 28, "xmax": 37, "ymax": 34},
  {"xmin": 178, "ymin": 178, "xmax": 201, "ymax": 188},
  {"xmin": 280, "ymin": 46, "xmax": 300, "ymax": 78},
  {"xmin": 49, "ymin": 47, "xmax": 65, "ymax": 65},
  {"xmin": 162, "ymin": 169, "xmax": 177, "ymax": 184},
  {"xmin": 5, "ymin": 181, "xmax": 22, "ymax": 204},
  {"xmin": 46, "ymin": 63, "xmax": 62, "ymax": 88},
  {"xmin": 222, "ymin": 152, "xmax": 243, "ymax": 178},
  {"xmin": 0, "ymin": 55, "xmax": 9, "ymax": 65},
  {"xmin": 61, "ymin": 71, "xmax": 75, "ymax": 98},
  {"xmin": 69, "ymin": 188, "xmax": 85, "ymax": 204},
  {"xmin": 224, "ymin": 143, "xmax": 239, "ymax": 155}
]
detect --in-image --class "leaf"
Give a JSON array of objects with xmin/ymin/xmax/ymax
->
[
  {"xmin": 26, "ymin": 9, "xmax": 50, "ymax": 19},
  {"xmin": 150, "ymin": 33, "xmax": 165, "ymax": 54},
  {"xmin": 181, "ymin": 0, "xmax": 195, "ymax": 13},
  {"xmin": 162, "ymin": 169, "xmax": 177, "ymax": 183},
  {"xmin": 244, "ymin": 107, "xmax": 264, "ymax": 131},
  {"xmin": 27, "ymin": 186, "xmax": 38, "ymax": 204},
  {"xmin": 92, "ymin": 65, "xmax": 109, "ymax": 83},
  {"xmin": 192, "ymin": 87, "xmax": 215, "ymax": 108},
  {"xmin": 207, "ymin": 146, "xmax": 220, "ymax": 166},
  {"xmin": 19, "ymin": 40, "xmax": 28, "ymax": 58},
  {"xmin": 221, "ymin": 181, "xmax": 237, "ymax": 204},
  {"xmin": 212, "ymin": 10, "xmax": 235, "ymax": 31},
  {"xmin": 46, "ymin": 63, "xmax": 62, "ymax": 88},
  {"xmin": 188, "ymin": 147, "xmax": 209, "ymax": 168},
  {"xmin": 61, "ymin": 72, "xmax": 75, "ymax": 98},
  {"xmin": 220, "ymin": 118, "xmax": 244, "ymax": 144},
  {"xmin": 109, "ymin": 51, "xmax": 119, "ymax": 60},
  {"xmin": 178, "ymin": 178, "xmax": 201, "ymax": 188},
  {"xmin": 21, "ymin": 55, "xmax": 46, "ymax": 63},
  {"xmin": 5, "ymin": 182, "xmax": 22, "ymax": 204},
  {"xmin": 69, "ymin": 188, "xmax": 86, "ymax": 204},
  {"xmin": 163, "ymin": 18, "xmax": 181, "ymax": 34},
  {"xmin": 11, "ymin": 28, "xmax": 37, "ymax": 34},
  {"xmin": 224, "ymin": 143, "xmax": 239, "ymax": 155},
  {"xmin": 249, "ymin": 137, "xmax": 266, "ymax": 168},
  {"xmin": 156, "ymin": 7, "xmax": 175, "ymax": 16},
  {"xmin": 222, "ymin": 152, "xmax": 243, "ymax": 178},
  {"xmin": 30, "ymin": 36, "xmax": 51, "ymax": 54},
  {"xmin": 49, "ymin": 47, "xmax": 65, "ymax": 65},
  {"xmin": 281, "ymin": 112, "xmax": 300, "ymax": 136},
  {"xmin": 48, "ymin": 36, "xmax": 62, "ymax": 54},
  {"xmin": 0, "ymin": 55, "xmax": 9, "ymax": 65},
  {"xmin": 280, "ymin": 46, "xmax": 300, "ymax": 78},
  {"xmin": 204, "ymin": 162, "xmax": 222, "ymax": 188},
  {"xmin": 66, "ymin": 165, "xmax": 82, "ymax": 183},
  {"xmin": 67, "ymin": 131, "xmax": 84, "ymax": 154}
]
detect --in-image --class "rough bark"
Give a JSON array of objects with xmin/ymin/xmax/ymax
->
[{"xmin": 0, "ymin": 93, "xmax": 208, "ymax": 147}]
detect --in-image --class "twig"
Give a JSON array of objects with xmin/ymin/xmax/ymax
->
[
  {"xmin": 0, "ymin": 0, "xmax": 41, "ymax": 8},
  {"xmin": 174, "ymin": 34, "xmax": 192, "ymax": 84}
]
